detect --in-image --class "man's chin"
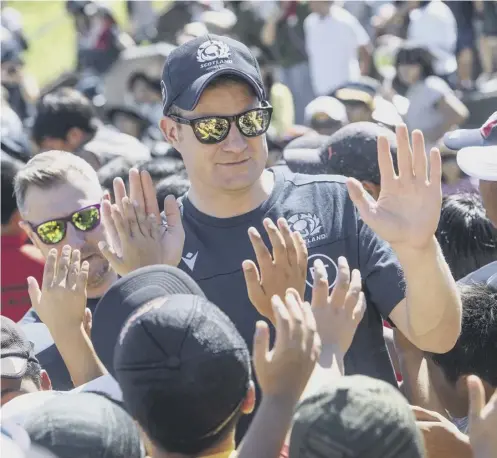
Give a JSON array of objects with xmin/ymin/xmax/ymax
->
[{"xmin": 86, "ymin": 257, "xmax": 116, "ymax": 298}]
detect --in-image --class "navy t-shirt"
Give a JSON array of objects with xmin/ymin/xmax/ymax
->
[{"xmin": 177, "ymin": 168, "xmax": 405, "ymax": 384}]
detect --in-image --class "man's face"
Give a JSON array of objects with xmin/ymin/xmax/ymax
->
[
  {"xmin": 479, "ymin": 180, "xmax": 497, "ymax": 228},
  {"xmin": 20, "ymin": 176, "xmax": 115, "ymax": 298},
  {"xmin": 398, "ymin": 64, "xmax": 421, "ymax": 86},
  {"xmin": 161, "ymin": 82, "xmax": 268, "ymax": 195}
]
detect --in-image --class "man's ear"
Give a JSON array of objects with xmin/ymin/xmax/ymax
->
[
  {"xmin": 40, "ymin": 370, "xmax": 52, "ymax": 391},
  {"xmin": 18, "ymin": 221, "xmax": 39, "ymax": 247},
  {"xmin": 159, "ymin": 117, "xmax": 180, "ymax": 145},
  {"xmin": 241, "ymin": 380, "xmax": 256, "ymax": 415}
]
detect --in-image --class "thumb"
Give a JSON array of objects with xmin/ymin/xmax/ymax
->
[
  {"xmin": 27, "ymin": 276, "xmax": 42, "ymax": 308},
  {"xmin": 346, "ymin": 177, "xmax": 376, "ymax": 223},
  {"xmin": 253, "ymin": 320, "xmax": 270, "ymax": 377},
  {"xmin": 163, "ymin": 195, "xmax": 183, "ymax": 231},
  {"xmin": 468, "ymin": 375, "xmax": 485, "ymax": 423},
  {"xmin": 83, "ymin": 308, "xmax": 93, "ymax": 338},
  {"xmin": 98, "ymin": 241, "xmax": 123, "ymax": 270}
]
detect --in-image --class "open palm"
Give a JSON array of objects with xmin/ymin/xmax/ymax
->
[{"xmin": 347, "ymin": 125, "xmax": 442, "ymax": 249}]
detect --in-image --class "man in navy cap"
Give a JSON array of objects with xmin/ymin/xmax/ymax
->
[{"xmin": 102, "ymin": 34, "xmax": 462, "ymax": 435}]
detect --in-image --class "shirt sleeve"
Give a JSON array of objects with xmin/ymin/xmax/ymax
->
[
  {"xmin": 346, "ymin": 9, "xmax": 370, "ymax": 46},
  {"xmin": 357, "ymin": 217, "xmax": 405, "ymax": 319}
]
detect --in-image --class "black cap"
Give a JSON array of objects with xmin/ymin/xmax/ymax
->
[
  {"xmin": 114, "ymin": 294, "xmax": 251, "ymax": 454},
  {"xmin": 325, "ymin": 122, "xmax": 398, "ymax": 184},
  {"xmin": 24, "ymin": 392, "xmax": 143, "ymax": 458},
  {"xmin": 161, "ymin": 34, "xmax": 266, "ymax": 114},
  {"xmin": 92, "ymin": 265, "xmax": 205, "ymax": 374},
  {"xmin": 1, "ymin": 317, "xmax": 40, "ymax": 379}
]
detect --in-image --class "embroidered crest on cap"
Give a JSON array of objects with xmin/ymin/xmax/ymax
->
[
  {"xmin": 196, "ymin": 40, "xmax": 231, "ymax": 63},
  {"xmin": 161, "ymin": 80, "xmax": 168, "ymax": 109}
]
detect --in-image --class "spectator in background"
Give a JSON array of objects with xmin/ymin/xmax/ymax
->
[
  {"xmin": 1, "ymin": 154, "xmax": 44, "ymax": 322},
  {"xmin": 1, "ymin": 317, "xmax": 51, "ymax": 406},
  {"xmin": 156, "ymin": 175, "xmax": 191, "ymax": 211},
  {"xmin": 393, "ymin": 44, "xmax": 468, "ymax": 151},
  {"xmin": 126, "ymin": 72, "xmax": 163, "ymax": 125},
  {"xmin": 436, "ymin": 194, "xmax": 497, "ymax": 281},
  {"xmin": 126, "ymin": 0, "xmax": 157, "ymax": 43},
  {"xmin": 407, "ymin": 0, "xmax": 458, "ymax": 87},
  {"xmin": 475, "ymin": 0, "xmax": 497, "ymax": 79},
  {"xmin": 304, "ymin": 1, "xmax": 371, "ymax": 97},
  {"xmin": 32, "ymin": 88, "xmax": 150, "ymax": 169},
  {"xmin": 303, "ymin": 96, "xmax": 347, "ymax": 136},
  {"xmin": 260, "ymin": 1, "xmax": 313, "ymax": 124}
]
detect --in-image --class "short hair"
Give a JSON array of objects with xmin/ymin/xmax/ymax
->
[
  {"xmin": 436, "ymin": 193, "xmax": 497, "ymax": 280},
  {"xmin": 156, "ymin": 175, "xmax": 190, "ymax": 211},
  {"xmin": 31, "ymin": 88, "xmax": 98, "ymax": 147},
  {"xmin": 14, "ymin": 150, "xmax": 101, "ymax": 214},
  {"xmin": 1, "ymin": 153, "xmax": 23, "ymax": 224},
  {"xmin": 97, "ymin": 156, "xmax": 135, "ymax": 201},
  {"xmin": 430, "ymin": 283, "xmax": 497, "ymax": 386},
  {"xmin": 167, "ymin": 74, "xmax": 259, "ymax": 117},
  {"xmin": 24, "ymin": 360, "xmax": 42, "ymax": 389},
  {"xmin": 395, "ymin": 44, "xmax": 435, "ymax": 79}
]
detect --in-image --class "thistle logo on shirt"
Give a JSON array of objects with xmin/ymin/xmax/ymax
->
[
  {"xmin": 196, "ymin": 40, "xmax": 232, "ymax": 69},
  {"xmin": 287, "ymin": 213, "xmax": 326, "ymax": 244},
  {"xmin": 306, "ymin": 254, "xmax": 338, "ymax": 290}
]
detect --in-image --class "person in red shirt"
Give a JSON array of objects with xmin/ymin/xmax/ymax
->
[{"xmin": 1, "ymin": 153, "xmax": 44, "ymax": 322}]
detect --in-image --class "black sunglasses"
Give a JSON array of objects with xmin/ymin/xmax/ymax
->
[
  {"xmin": 168, "ymin": 102, "xmax": 273, "ymax": 145},
  {"xmin": 29, "ymin": 204, "xmax": 101, "ymax": 245}
]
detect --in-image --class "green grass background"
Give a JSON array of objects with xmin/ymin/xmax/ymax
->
[{"xmin": 6, "ymin": 0, "xmax": 166, "ymax": 87}]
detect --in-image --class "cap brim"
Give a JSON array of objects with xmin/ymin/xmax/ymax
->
[
  {"xmin": 457, "ymin": 146, "xmax": 497, "ymax": 181},
  {"xmin": 174, "ymin": 68, "xmax": 265, "ymax": 111},
  {"xmin": 1, "ymin": 356, "xmax": 28, "ymax": 378},
  {"xmin": 92, "ymin": 265, "xmax": 205, "ymax": 374},
  {"xmin": 444, "ymin": 128, "xmax": 485, "ymax": 150}
]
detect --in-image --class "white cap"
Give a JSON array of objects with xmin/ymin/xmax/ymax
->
[
  {"xmin": 304, "ymin": 96, "xmax": 348, "ymax": 126},
  {"xmin": 457, "ymin": 145, "xmax": 497, "ymax": 181}
]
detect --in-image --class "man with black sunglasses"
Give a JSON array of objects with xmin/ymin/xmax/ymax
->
[{"xmin": 104, "ymin": 35, "xmax": 462, "ymax": 439}]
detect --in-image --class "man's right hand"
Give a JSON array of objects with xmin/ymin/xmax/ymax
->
[{"xmin": 99, "ymin": 168, "xmax": 185, "ymax": 276}]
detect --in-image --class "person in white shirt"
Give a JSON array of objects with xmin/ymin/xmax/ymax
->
[
  {"xmin": 407, "ymin": 0, "xmax": 458, "ymax": 86},
  {"xmin": 304, "ymin": 1, "xmax": 371, "ymax": 97}
]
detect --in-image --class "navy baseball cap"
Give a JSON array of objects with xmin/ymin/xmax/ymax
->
[
  {"xmin": 283, "ymin": 134, "xmax": 330, "ymax": 174},
  {"xmin": 114, "ymin": 294, "xmax": 251, "ymax": 454},
  {"xmin": 444, "ymin": 112, "xmax": 497, "ymax": 150},
  {"xmin": 92, "ymin": 265, "xmax": 205, "ymax": 374},
  {"xmin": 160, "ymin": 34, "xmax": 266, "ymax": 114},
  {"xmin": 1, "ymin": 317, "xmax": 40, "ymax": 379}
]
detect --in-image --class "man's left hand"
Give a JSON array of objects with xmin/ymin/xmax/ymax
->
[{"xmin": 347, "ymin": 125, "xmax": 442, "ymax": 250}]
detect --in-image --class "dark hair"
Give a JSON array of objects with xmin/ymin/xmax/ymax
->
[
  {"xmin": 136, "ymin": 157, "xmax": 186, "ymax": 184},
  {"xmin": 436, "ymin": 193, "xmax": 497, "ymax": 280},
  {"xmin": 1, "ymin": 154, "xmax": 23, "ymax": 224},
  {"xmin": 127, "ymin": 72, "xmax": 150, "ymax": 92},
  {"xmin": 97, "ymin": 156, "xmax": 135, "ymax": 200},
  {"xmin": 24, "ymin": 360, "xmax": 42, "ymax": 389},
  {"xmin": 31, "ymin": 88, "xmax": 98, "ymax": 147},
  {"xmin": 156, "ymin": 175, "xmax": 190, "ymax": 211},
  {"xmin": 395, "ymin": 44, "xmax": 435, "ymax": 80},
  {"xmin": 430, "ymin": 283, "xmax": 497, "ymax": 386}
]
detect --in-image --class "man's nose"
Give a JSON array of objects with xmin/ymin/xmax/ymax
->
[
  {"xmin": 222, "ymin": 122, "xmax": 248, "ymax": 154},
  {"xmin": 63, "ymin": 224, "xmax": 86, "ymax": 250}
]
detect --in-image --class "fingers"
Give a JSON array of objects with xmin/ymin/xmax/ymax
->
[
  {"xmin": 248, "ymin": 227, "xmax": 273, "ymax": 271},
  {"xmin": 468, "ymin": 375, "xmax": 486, "ymax": 423},
  {"xmin": 396, "ymin": 124, "xmax": 414, "ymax": 179},
  {"xmin": 123, "ymin": 196, "xmax": 141, "ymax": 237},
  {"xmin": 111, "ymin": 203, "xmax": 127, "ymax": 241},
  {"xmin": 301, "ymin": 299, "xmax": 319, "ymax": 354},
  {"xmin": 344, "ymin": 268, "xmax": 362, "ymax": 314},
  {"xmin": 242, "ymin": 260, "xmax": 267, "ymax": 317},
  {"xmin": 98, "ymin": 241, "xmax": 123, "ymax": 271},
  {"xmin": 346, "ymin": 178, "xmax": 376, "ymax": 225},
  {"xmin": 101, "ymin": 200, "xmax": 121, "ymax": 256},
  {"xmin": 164, "ymin": 195, "xmax": 183, "ymax": 232},
  {"xmin": 263, "ymin": 218, "xmax": 286, "ymax": 264},
  {"xmin": 329, "ymin": 257, "xmax": 350, "ymax": 309},
  {"xmin": 412, "ymin": 130, "xmax": 428, "ymax": 182},
  {"xmin": 66, "ymin": 249, "xmax": 81, "ymax": 290},
  {"xmin": 294, "ymin": 231, "xmax": 308, "ymax": 276},
  {"xmin": 278, "ymin": 218, "xmax": 297, "ymax": 266},
  {"xmin": 411, "ymin": 405, "xmax": 444, "ymax": 422},
  {"xmin": 377, "ymin": 134, "xmax": 397, "ymax": 187},
  {"xmin": 272, "ymin": 294, "xmax": 291, "ymax": 346},
  {"xmin": 253, "ymin": 321, "xmax": 270, "ymax": 368},
  {"xmin": 27, "ymin": 276, "xmax": 42, "ymax": 307},
  {"xmin": 129, "ymin": 168, "xmax": 146, "ymax": 210},
  {"xmin": 83, "ymin": 308, "xmax": 92, "ymax": 338},
  {"xmin": 55, "ymin": 245, "xmax": 71, "ymax": 286},
  {"xmin": 42, "ymin": 249, "xmax": 57, "ymax": 289},
  {"xmin": 429, "ymin": 147, "xmax": 442, "ymax": 186},
  {"xmin": 353, "ymin": 292, "xmax": 367, "ymax": 323},
  {"xmin": 141, "ymin": 170, "xmax": 161, "ymax": 222},
  {"xmin": 76, "ymin": 260, "xmax": 89, "ymax": 293},
  {"xmin": 311, "ymin": 259, "xmax": 329, "ymax": 308},
  {"xmin": 113, "ymin": 177, "xmax": 127, "ymax": 213}
]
